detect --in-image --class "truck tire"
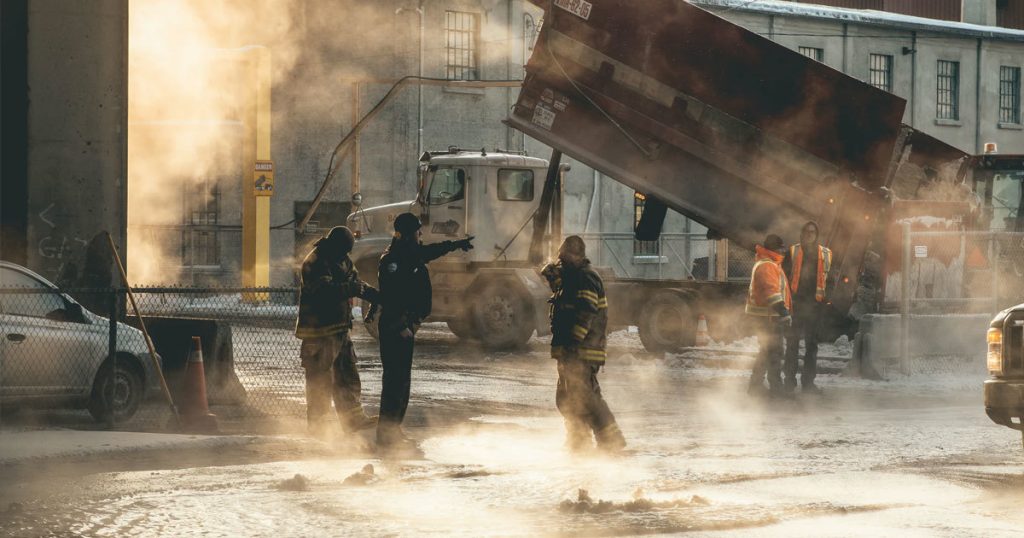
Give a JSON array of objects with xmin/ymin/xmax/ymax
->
[
  {"xmin": 447, "ymin": 317, "xmax": 476, "ymax": 340},
  {"xmin": 638, "ymin": 291, "xmax": 695, "ymax": 353},
  {"xmin": 471, "ymin": 279, "xmax": 535, "ymax": 349}
]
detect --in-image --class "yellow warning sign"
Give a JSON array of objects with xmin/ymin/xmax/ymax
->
[{"xmin": 254, "ymin": 160, "xmax": 274, "ymax": 196}]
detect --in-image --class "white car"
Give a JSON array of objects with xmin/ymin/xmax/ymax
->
[{"xmin": 0, "ymin": 261, "xmax": 161, "ymax": 422}]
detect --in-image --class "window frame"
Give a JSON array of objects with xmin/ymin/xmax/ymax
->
[
  {"xmin": 632, "ymin": 193, "xmax": 660, "ymax": 257},
  {"xmin": 445, "ymin": 10, "xmax": 481, "ymax": 81},
  {"xmin": 426, "ymin": 167, "xmax": 467, "ymax": 206},
  {"xmin": 0, "ymin": 267, "xmax": 70, "ymax": 320},
  {"xmin": 496, "ymin": 169, "xmax": 535, "ymax": 202},
  {"xmin": 936, "ymin": 59, "xmax": 961, "ymax": 121},
  {"xmin": 999, "ymin": 65, "xmax": 1021, "ymax": 125},
  {"xmin": 869, "ymin": 53, "xmax": 893, "ymax": 93},
  {"xmin": 181, "ymin": 179, "xmax": 221, "ymax": 268},
  {"xmin": 798, "ymin": 46, "xmax": 824, "ymax": 63}
]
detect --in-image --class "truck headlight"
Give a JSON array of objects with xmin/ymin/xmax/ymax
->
[{"xmin": 987, "ymin": 328, "xmax": 1003, "ymax": 375}]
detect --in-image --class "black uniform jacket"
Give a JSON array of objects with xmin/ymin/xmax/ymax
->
[{"xmin": 377, "ymin": 238, "xmax": 460, "ymax": 335}]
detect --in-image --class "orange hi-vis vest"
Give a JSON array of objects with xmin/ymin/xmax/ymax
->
[
  {"xmin": 746, "ymin": 245, "xmax": 792, "ymax": 317},
  {"xmin": 789, "ymin": 244, "xmax": 832, "ymax": 303}
]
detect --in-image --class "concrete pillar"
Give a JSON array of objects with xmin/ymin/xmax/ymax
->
[
  {"xmin": 962, "ymin": 0, "xmax": 997, "ymax": 26},
  {"xmin": 24, "ymin": 0, "xmax": 129, "ymax": 285}
]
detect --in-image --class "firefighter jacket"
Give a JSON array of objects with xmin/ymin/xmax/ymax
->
[
  {"xmin": 549, "ymin": 260, "xmax": 608, "ymax": 363},
  {"xmin": 784, "ymin": 244, "xmax": 832, "ymax": 303},
  {"xmin": 295, "ymin": 248, "xmax": 377, "ymax": 339},
  {"xmin": 377, "ymin": 238, "xmax": 462, "ymax": 334},
  {"xmin": 745, "ymin": 245, "xmax": 792, "ymax": 317}
]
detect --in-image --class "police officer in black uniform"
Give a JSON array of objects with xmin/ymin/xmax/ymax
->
[{"xmin": 376, "ymin": 212, "xmax": 473, "ymax": 454}]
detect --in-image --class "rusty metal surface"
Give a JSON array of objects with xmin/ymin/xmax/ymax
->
[{"xmin": 509, "ymin": 0, "xmax": 911, "ymax": 314}]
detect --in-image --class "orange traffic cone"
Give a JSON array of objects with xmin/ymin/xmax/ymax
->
[
  {"xmin": 179, "ymin": 336, "xmax": 219, "ymax": 433},
  {"xmin": 695, "ymin": 314, "xmax": 711, "ymax": 347}
]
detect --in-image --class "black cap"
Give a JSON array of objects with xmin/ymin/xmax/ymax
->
[
  {"xmin": 394, "ymin": 212, "xmax": 422, "ymax": 236},
  {"xmin": 315, "ymin": 226, "xmax": 355, "ymax": 254},
  {"xmin": 763, "ymin": 234, "xmax": 785, "ymax": 252}
]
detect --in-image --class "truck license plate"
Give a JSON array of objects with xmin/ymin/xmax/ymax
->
[{"xmin": 555, "ymin": 0, "xmax": 592, "ymax": 20}]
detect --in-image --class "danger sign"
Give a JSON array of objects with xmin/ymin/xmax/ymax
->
[{"xmin": 254, "ymin": 160, "xmax": 274, "ymax": 196}]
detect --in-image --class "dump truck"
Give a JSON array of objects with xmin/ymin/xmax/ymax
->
[{"xmin": 347, "ymin": 147, "xmax": 748, "ymax": 351}]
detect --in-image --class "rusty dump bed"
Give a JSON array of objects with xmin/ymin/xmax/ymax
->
[{"xmin": 508, "ymin": 0, "xmax": 917, "ymax": 313}]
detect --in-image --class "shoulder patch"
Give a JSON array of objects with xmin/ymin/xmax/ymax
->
[{"xmin": 386, "ymin": 262, "xmax": 398, "ymax": 273}]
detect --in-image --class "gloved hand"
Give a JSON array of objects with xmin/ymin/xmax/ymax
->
[
  {"xmin": 776, "ymin": 315, "xmax": 793, "ymax": 328},
  {"xmin": 454, "ymin": 236, "xmax": 475, "ymax": 252},
  {"xmin": 540, "ymin": 262, "xmax": 562, "ymax": 292}
]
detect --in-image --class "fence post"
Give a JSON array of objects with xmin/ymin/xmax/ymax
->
[
  {"xmin": 992, "ymin": 233, "xmax": 1000, "ymax": 316},
  {"xmin": 107, "ymin": 288, "xmax": 119, "ymax": 429},
  {"xmin": 900, "ymin": 222, "xmax": 912, "ymax": 375}
]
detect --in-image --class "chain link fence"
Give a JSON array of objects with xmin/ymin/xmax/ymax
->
[{"xmin": 0, "ymin": 285, "xmax": 329, "ymax": 434}]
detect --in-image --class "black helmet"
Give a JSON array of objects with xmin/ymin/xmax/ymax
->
[
  {"xmin": 394, "ymin": 212, "xmax": 422, "ymax": 236},
  {"xmin": 315, "ymin": 226, "xmax": 355, "ymax": 254},
  {"xmin": 763, "ymin": 234, "xmax": 785, "ymax": 252}
]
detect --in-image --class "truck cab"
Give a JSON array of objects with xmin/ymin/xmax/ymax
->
[{"xmin": 977, "ymin": 153, "xmax": 1024, "ymax": 439}]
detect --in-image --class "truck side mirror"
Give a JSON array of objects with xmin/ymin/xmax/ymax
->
[{"xmin": 351, "ymin": 192, "xmax": 363, "ymax": 209}]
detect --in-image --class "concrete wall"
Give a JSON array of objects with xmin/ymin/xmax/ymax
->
[{"xmin": 22, "ymin": 0, "xmax": 128, "ymax": 284}]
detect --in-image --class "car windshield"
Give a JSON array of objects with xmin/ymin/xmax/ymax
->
[
  {"xmin": 991, "ymin": 169, "xmax": 1024, "ymax": 231},
  {"xmin": 0, "ymin": 267, "xmax": 67, "ymax": 319},
  {"xmin": 427, "ymin": 168, "xmax": 465, "ymax": 205}
]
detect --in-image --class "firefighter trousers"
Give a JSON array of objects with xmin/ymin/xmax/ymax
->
[
  {"xmin": 749, "ymin": 316, "xmax": 784, "ymax": 390},
  {"xmin": 785, "ymin": 302, "xmax": 820, "ymax": 387},
  {"xmin": 555, "ymin": 356, "xmax": 623, "ymax": 450},
  {"xmin": 300, "ymin": 331, "xmax": 366, "ymax": 432}
]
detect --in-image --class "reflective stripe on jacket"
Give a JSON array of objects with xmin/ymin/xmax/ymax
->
[
  {"xmin": 550, "ymin": 261, "xmax": 608, "ymax": 363},
  {"xmin": 788, "ymin": 244, "xmax": 832, "ymax": 302},
  {"xmin": 745, "ymin": 245, "xmax": 791, "ymax": 317}
]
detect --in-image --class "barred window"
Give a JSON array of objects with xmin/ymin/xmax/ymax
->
[
  {"xmin": 798, "ymin": 47, "xmax": 823, "ymax": 62},
  {"xmin": 633, "ymin": 193, "xmax": 659, "ymax": 257},
  {"xmin": 182, "ymin": 180, "xmax": 220, "ymax": 267},
  {"xmin": 936, "ymin": 60, "xmax": 960, "ymax": 120},
  {"xmin": 445, "ymin": 11, "xmax": 480, "ymax": 81},
  {"xmin": 1000, "ymin": 66, "xmax": 1021, "ymax": 124},
  {"xmin": 869, "ymin": 53, "xmax": 893, "ymax": 93}
]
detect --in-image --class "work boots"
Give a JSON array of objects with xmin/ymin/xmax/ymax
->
[
  {"xmin": 595, "ymin": 423, "xmax": 627, "ymax": 454},
  {"xmin": 376, "ymin": 424, "xmax": 424, "ymax": 459},
  {"xmin": 342, "ymin": 411, "xmax": 378, "ymax": 433}
]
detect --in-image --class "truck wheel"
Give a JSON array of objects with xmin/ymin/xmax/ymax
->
[
  {"xmin": 447, "ymin": 317, "xmax": 476, "ymax": 340},
  {"xmin": 638, "ymin": 291, "xmax": 695, "ymax": 353},
  {"xmin": 361, "ymin": 299, "xmax": 380, "ymax": 341},
  {"xmin": 88, "ymin": 358, "xmax": 144, "ymax": 424},
  {"xmin": 471, "ymin": 280, "xmax": 534, "ymax": 349}
]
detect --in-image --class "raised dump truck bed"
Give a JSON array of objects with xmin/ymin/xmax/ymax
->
[{"xmin": 509, "ymin": 0, "xmax": 913, "ymax": 315}]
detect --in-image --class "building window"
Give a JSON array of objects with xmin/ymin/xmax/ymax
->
[
  {"xmin": 1000, "ymin": 66, "xmax": 1021, "ymax": 124},
  {"xmin": 936, "ymin": 60, "xmax": 960, "ymax": 120},
  {"xmin": 869, "ymin": 53, "xmax": 893, "ymax": 92},
  {"xmin": 182, "ymin": 180, "xmax": 220, "ymax": 267},
  {"xmin": 445, "ymin": 11, "xmax": 480, "ymax": 81},
  {"xmin": 798, "ymin": 47, "xmax": 824, "ymax": 62},
  {"xmin": 633, "ymin": 193, "xmax": 659, "ymax": 257}
]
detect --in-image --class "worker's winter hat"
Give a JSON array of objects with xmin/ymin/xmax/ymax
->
[
  {"xmin": 394, "ymin": 212, "xmax": 422, "ymax": 237},
  {"xmin": 559, "ymin": 235, "xmax": 587, "ymax": 258},
  {"xmin": 763, "ymin": 234, "xmax": 785, "ymax": 252},
  {"xmin": 316, "ymin": 226, "xmax": 356, "ymax": 254}
]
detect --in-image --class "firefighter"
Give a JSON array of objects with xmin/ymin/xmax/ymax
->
[
  {"xmin": 746, "ymin": 234, "xmax": 792, "ymax": 397},
  {"xmin": 545, "ymin": 235, "xmax": 626, "ymax": 453},
  {"xmin": 782, "ymin": 221, "xmax": 832, "ymax": 394},
  {"xmin": 375, "ymin": 212, "xmax": 473, "ymax": 455},
  {"xmin": 295, "ymin": 226, "xmax": 379, "ymax": 438}
]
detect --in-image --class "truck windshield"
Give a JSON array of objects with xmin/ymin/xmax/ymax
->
[
  {"xmin": 991, "ymin": 169, "xmax": 1024, "ymax": 231},
  {"xmin": 427, "ymin": 168, "xmax": 465, "ymax": 205}
]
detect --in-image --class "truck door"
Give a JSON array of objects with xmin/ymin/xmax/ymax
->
[
  {"xmin": 475, "ymin": 167, "xmax": 541, "ymax": 262},
  {"xmin": 421, "ymin": 166, "xmax": 469, "ymax": 249}
]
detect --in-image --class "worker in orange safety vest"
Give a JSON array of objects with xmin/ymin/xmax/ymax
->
[
  {"xmin": 745, "ymin": 234, "xmax": 792, "ymax": 397},
  {"xmin": 781, "ymin": 221, "xmax": 832, "ymax": 394}
]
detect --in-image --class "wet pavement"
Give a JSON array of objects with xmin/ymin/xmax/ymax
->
[{"xmin": 1, "ymin": 325, "xmax": 1022, "ymax": 536}]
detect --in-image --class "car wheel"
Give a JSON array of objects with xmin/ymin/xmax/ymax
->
[
  {"xmin": 88, "ymin": 359, "xmax": 144, "ymax": 424},
  {"xmin": 638, "ymin": 291, "xmax": 695, "ymax": 353},
  {"xmin": 471, "ymin": 279, "xmax": 534, "ymax": 350}
]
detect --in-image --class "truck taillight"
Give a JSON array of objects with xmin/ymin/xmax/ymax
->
[{"xmin": 987, "ymin": 328, "xmax": 1003, "ymax": 375}]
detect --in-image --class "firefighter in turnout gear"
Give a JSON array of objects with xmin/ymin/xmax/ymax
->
[
  {"xmin": 376, "ymin": 212, "xmax": 473, "ymax": 455},
  {"xmin": 782, "ymin": 221, "xmax": 832, "ymax": 394},
  {"xmin": 546, "ymin": 235, "xmax": 626, "ymax": 453},
  {"xmin": 746, "ymin": 234, "xmax": 793, "ymax": 397},
  {"xmin": 295, "ymin": 226, "xmax": 380, "ymax": 438}
]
